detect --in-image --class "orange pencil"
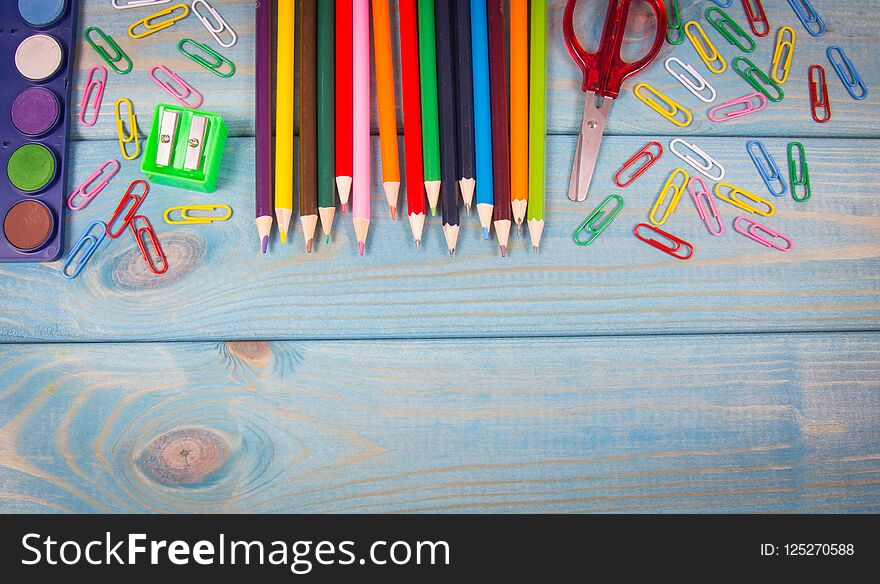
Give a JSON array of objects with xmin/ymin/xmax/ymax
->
[
  {"xmin": 510, "ymin": 0, "xmax": 529, "ymax": 232},
  {"xmin": 372, "ymin": 0, "xmax": 401, "ymax": 219}
]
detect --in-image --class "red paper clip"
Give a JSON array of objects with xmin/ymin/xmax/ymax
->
[
  {"xmin": 130, "ymin": 215, "xmax": 168, "ymax": 274},
  {"xmin": 614, "ymin": 141, "xmax": 663, "ymax": 188},
  {"xmin": 106, "ymin": 180, "xmax": 150, "ymax": 238},
  {"xmin": 809, "ymin": 65, "xmax": 831, "ymax": 124},
  {"xmin": 633, "ymin": 223, "xmax": 694, "ymax": 260},
  {"xmin": 741, "ymin": 0, "xmax": 769, "ymax": 37}
]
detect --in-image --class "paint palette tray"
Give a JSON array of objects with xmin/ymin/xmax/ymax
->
[{"xmin": 0, "ymin": 0, "xmax": 78, "ymax": 262}]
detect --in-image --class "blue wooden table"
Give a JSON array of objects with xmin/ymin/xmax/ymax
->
[{"xmin": 1, "ymin": 0, "xmax": 878, "ymax": 513}]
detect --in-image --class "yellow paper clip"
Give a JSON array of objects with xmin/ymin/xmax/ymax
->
[
  {"xmin": 634, "ymin": 83, "xmax": 692, "ymax": 127},
  {"xmin": 771, "ymin": 26, "xmax": 796, "ymax": 85},
  {"xmin": 685, "ymin": 21, "xmax": 726, "ymax": 74},
  {"xmin": 115, "ymin": 98, "xmax": 140, "ymax": 161},
  {"xmin": 164, "ymin": 204, "xmax": 233, "ymax": 225},
  {"xmin": 650, "ymin": 168, "xmax": 690, "ymax": 226},
  {"xmin": 714, "ymin": 182, "xmax": 775, "ymax": 217},
  {"xmin": 128, "ymin": 3, "xmax": 190, "ymax": 39}
]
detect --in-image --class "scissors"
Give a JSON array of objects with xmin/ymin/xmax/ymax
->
[{"xmin": 563, "ymin": 0, "xmax": 667, "ymax": 202}]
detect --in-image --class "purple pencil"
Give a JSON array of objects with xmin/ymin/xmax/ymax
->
[{"xmin": 255, "ymin": 0, "xmax": 274, "ymax": 253}]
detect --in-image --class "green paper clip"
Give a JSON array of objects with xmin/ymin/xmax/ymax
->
[
  {"xmin": 705, "ymin": 7, "xmax": 756, "ymax": 53},
  {"xmin": 787, "ymin": 142, "xmax": 811, "ymax": 202},
  {"xmin": 573, "ymin": 195, "xmax": 624, "ymax": 246},
  {"xmin": 666, "ymin": 0, "xmax": 684, "ymax": 45},
  {"xmin": 178, "ymin": 38, "xmax": 236, "ymax": 78},
  {"xmin": 84, "ymin": 26, "xmax": 133, "ymax": 75},
  {"xmin": 733, "ymin": 56, "xmax": 784, "ymax": 102}
]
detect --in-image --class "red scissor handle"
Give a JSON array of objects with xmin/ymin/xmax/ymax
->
[{"xmin": 563, "ymin": 0, "xmax": 667, "ymax": 99}]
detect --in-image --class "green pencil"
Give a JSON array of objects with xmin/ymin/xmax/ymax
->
[
  {"xmin": 527, "ymin": 0, "xmax": 547, "ymax": 253},
  {"xmin": 317, "ymin": 0, "xmax": 336, "ymax": 242},
  {"xmin": 417, "ymin": 0, "xmax": 441, "ymax": 215}
]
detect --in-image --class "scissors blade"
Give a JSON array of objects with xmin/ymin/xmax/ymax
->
[{"xmin": 568, "ymin": 92, "xmax": 612, "ymax": 202}]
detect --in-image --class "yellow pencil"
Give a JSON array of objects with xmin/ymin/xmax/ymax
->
[{"xmin": 275, "ymin": 0, "xmax": 295, "ymax": 242}]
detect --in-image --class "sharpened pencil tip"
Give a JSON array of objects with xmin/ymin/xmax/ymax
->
[
  {"xmin": 517, "ymin": 223, "xmax": 522, "ymax": 238},
  {"xmin": 482, "ymin": 227, "xmax": 489, "ymax": 240},
  {"xmin": 533, "ymin": 246, "xmax": 539, "ymax": 254},
  {"xmin": 415, "ymin": 239, "xmax": 421, "ymax": 249},
  {"xmin": 261, "ymin": 236, "xmax": 268, "ymax": 254},
  {"xmin": 358, "ymin": 241, "xmax": 365, "ymax": 256},
  {"xmin": 279, "ymin": 231, "xmax": 287, "ymax": 244},
  {"xmin": 449, "ymin": 249, "xmax": 454, "ymax": 257},
  {"xmin": 500, "ymin": 245, "xmax": 507, "ymax": 258},
  {"xmin": 306, "ymin": 240, "xmax": 313, "ymax": 254},
  {"xmin": 325, "ymin": 235, "xmax": 331, "ymax": 244},
  {"xmin": 430, "ymin": 207, "xmax": 437, "ymax": 217},
  {"xmin": 341, "ymin": 203, "xmax": 348, "ymax": 214},
  {"xmin": 466, "ymin": 204, "xmax": 471, "ymax": 215},
  {"xmin": 390, "ymin": 207, "xmax": 397, "ymax": 221}
]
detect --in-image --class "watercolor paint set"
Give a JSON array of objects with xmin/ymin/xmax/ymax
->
[{"xmin": 0, "ymin": 0, "xmax": 79, "ymax": 262}]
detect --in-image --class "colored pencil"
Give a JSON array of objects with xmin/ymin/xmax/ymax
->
[
  {"xmin": 399, "ymin": 0, "xmax": 426, "ymax": 246},
  {"xmin": 417, "ymin": 0, "xmax": 442, "ymax": 215},
  {"xmin": 317, "ymin": 0, "xmax": 336, "ymax": 243},
  {"xmin": 435, "ymin": 0, "xmax": 460, "ymax": 255},
  {"xmin": 255, "ymin": 0, "xmax": 274, "ymax": 253},
  {"xmin": 274, "ymin": 0, "xmax": 295, "ymax": 243},
  {"xmin": 372, "ymin": 0, "xmax": 400, "ymax": 220},
  {"xmin": 335, "ymin": 0, "xmax": 353, "ymax": 212},
  {"xmin": 470, "ymin": 0, "xmax": 494, "ymax": 239},
  {"xmin": 510, "ymin": 0, "xmax": 529, "ymax": 233},
  {"xmin": 352, "ymin": 0, "xmax": 370, "ymax": 256},
  {"xmin": 528, "ymin": 0, "xmax": 547, "ymax": 253},
  {"xmin": 299, "ymin": 0, "xmax": 318, "ymax": 252},
  {"xmin": 487, "ymin": 0, "xmax": 511, "ymax": 256},
  {"xmin": 454, "ymin": 0, "xmax": 475, "ymax": 213}
]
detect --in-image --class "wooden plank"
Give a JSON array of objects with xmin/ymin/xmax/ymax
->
[
  {"xmin": 0, "ymin": 332, "xmax": 877, "ymax": 513},
  {"xmin": 1, "ymin": 135, "xmax": 878, "ymax": 343},
  {"xmin": 70, "ymin": 0, "xmax": 880, "ymax": 140}
]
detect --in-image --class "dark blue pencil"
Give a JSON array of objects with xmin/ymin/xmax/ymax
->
[
  {"xmin": 454, "ymin": 0, "xmax": 475, "ymax": 214},
  {"xmin": 435, "ymin": 0, "xmax": 460, "ymax": 255}
]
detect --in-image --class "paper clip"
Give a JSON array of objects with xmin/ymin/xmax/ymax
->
[
  {"xmin": 113, "ymin": 0, "xmax": 173, "ymax": 8},
  {"xmin": 115, "ymin": 98, "xmax": 140, "ymax": 161},
  {"xmin": 178, "ymin": 38, "xmax": 235, "ymax": 78},
  {"xmin": 633, "ymin": 83, "xmax": 692, "ymax": 127},
  {"xmin": 573, "ymin": 195, "xmax": 623, "ymax": 246},
  {"xmin": 733, "ymin": 56, "xmax": 784, "ymax": 103},
  {"xmin": 79, "ymin": 66, "xmax": 107, "ymax": 127},
  {"xmin": 128, "ymin": 3, "xmax": 189, "ymax": 39},
  {"xmin": 669, "ymin": 139, "xmax": 725, "ymax": 181},
  {"xmin": 787, "ymin": 142, "xmax": 811, "ymax": 202},
  {"xmin": 808, "ymin": 65, "xmax": 831, "ymax": 124},
  {"xmin": 633, "ymin": 224, "xmax": 693, "ymax": 261},
  {"xmin": 708, "ymin": 93, "xmax": 767, "ymax": 122},
  {"xmin": 131, "ymin": 215, "xmax": 168, "ymax": 275},
  {"xmin": 665, "ymin": 57, "xmax": 716, "ymax": 103},
  {"xmin": 149, "ymin": 66, "xmax": 204, "ymax": 109},
  {"xmin": 714, "ymin": 182, "xmax": 775, "ymax": 217},
  {"xmin": 689, "ymin": 177, "xmax": 724, "ymax": 236},
  {"xmin": 68, "ymin": 160, "xmax": 120, "ymax": 211},
  {"xmin": 666, "ymin": 0, "xmax": 683, "ymax": 45},
  {"xmin": 746, "ymin": 140, "xmax": 787, "ymax": 198},
  {"xmin": 734, "ymin": 217, "xmax": 793, "ymax": 252},
  {"xmin": 62, "ymin": 221, "xmax": 108, "ymax": 280},
  {"xmin": 84, "ymin": 27, "xmax": 133, "ymax": 75},
  {"xmin": 827, "ymin": 46, "xmax": 868, "ymax": 101},
  {"xmin": 787, "ymin": 0, "xmax": 826, "ymax": 37},
  {"xmin": 164, "ymin": 204, "xmax": 233, "ymax": 225},
  {"xmin": 650, "ymin": 169, "xmax": 689, "ymax": 226},
  {"xmin": 771, "ymin": 27, "xmax": 796, "ymax": 85},
  {"xmin": 704, "ymin": 7, "xmax": 755, "ymax": 53},
  {"xmin": 741, "ymin": 0, "xmax": 769, "ymax": 37},
  {"xmin": 710, "ymin": 0, "xmax": 733, "ymax": 6},
  {"xmin": 614, "ymin": 141, "xmax": 663, "ymax": 188},
  {"xmin": 191, "ymin": 0, "xmax": 237, "ymax": 48},
  {"xmin": 684, "ymin": 21, "xmax": 726, "ymax": 74},
  {"xmin": 107, "ymin": 180, "xmax": 150, "ymax": 238}
]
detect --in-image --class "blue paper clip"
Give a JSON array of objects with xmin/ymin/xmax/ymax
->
[
  {"xmin": 710, "ymin": 0, "xmax": 733, "ymax": 7},
  {"xmin": 827, "ymin": 46, "xmax": 868, "ymax": 100},
  {"xmin": 62, "ymin": 221, "xmax": 108, "ymax": 279},
  {"xmin": 746, "ymin": 141, "xmax": 787, "ymax": 198},
  {"xmin": 787, "ymin": 0, "xmax": 826, "ymax": 37},
  {"xmin": 573, "ymin": 195, "xmax": 624, "ymax": 246}
]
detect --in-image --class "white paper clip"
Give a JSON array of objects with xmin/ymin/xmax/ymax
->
[
  {"xmin": 112, "ymin": 0, "xmax": 173, "ymax": 9},
  {"xmin": 669, "ymin": 138, "xmax": 725, "ymax": 181},
  {"xmin": 192, "ymin": 0, "xmax": 237, "ymax": 48},
  {"xmin": 664, "ymin": 57, "xmax": 717, "ymax": 103}
]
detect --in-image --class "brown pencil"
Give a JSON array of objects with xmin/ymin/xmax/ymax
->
[{"xmin": 300, "ymin": 0, "xmax": 319, "ymax": 252}]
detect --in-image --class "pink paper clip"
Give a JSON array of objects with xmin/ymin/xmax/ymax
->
[
  {"xmin": 130, "ymin": 215, "xmax": 169, "ymax": 275},
  {"xmin": 106, "ymin": 180, "xmax": 150, "ymax": 238},
  {"xmin": 734, "ymin": 216, "xmax": 793, "ymax": 252},
  {"xmin": 79, "ymin": 66, "xmax": 108, "ymax": 126},
  {"xmin": 68, "ymin": 159, "xmax": 120, "ymax": 211},
  {"xmin": 149, "ymin": 65, "xmax": 204, "ymax": 109},
  {"xmin": 688, "ymin": 177, "xmax": 724, "ymax": 236},
  {"xmin": 708, "ymin": 92, "xmax": 767, "ymax": 122}
]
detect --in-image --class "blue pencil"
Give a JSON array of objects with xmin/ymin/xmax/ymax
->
[{"xmin": 470, "ymin": 0, "xmax": 494, "ymax": 239}]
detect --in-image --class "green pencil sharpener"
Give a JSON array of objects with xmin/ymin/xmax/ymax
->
[{"xmin": 140, "ymin": 104, "xmax": 228, "ymax": 193}]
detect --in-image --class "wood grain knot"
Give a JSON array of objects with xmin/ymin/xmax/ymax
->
[
  {"xmin": 110, "ymin": 232, "xmax": 205, "ymax": 289},
  {"xmin": 138, "ymin": 427, "xmax": 229, "ymax": 487},
  {"xmin": 226, "ymin": 341, "xmax": 272, "ymax": 368}
]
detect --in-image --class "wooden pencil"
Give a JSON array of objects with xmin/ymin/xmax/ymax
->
[
  {"xmin": 317, "ymin": 0, "xmax": 336, "ymax": 243},
  {"xmin": 255, "ymin": 0, "xmax": 274, "ymax": 253},
  {"xmin": 372, "ymin": 0, "xmax": 400, "ymax": 220},
  {"xmin": 454, "ymin": 0, "xmax": 475, "ymax": 214},
  {"xmin": 352, "ymin": 0, "xmax": 370, "ymax": 255},
  {"xmin": 436, "ymin": 0, "xmax": 460, "ymax": 255},
  {"xmin": 299, "ymin": 0, "xmax": 318, "ymax": 252},
  {"xmin": 417, "ymin": 0, "xmax": 442, "ymax": 215},
  {"xmin": 510, "ymin": 0, "xmax": 529, "ymax": 233},
  {"xmin": 399, "ymin": 0, "xmax": 427, "ymax": 246},
  {"xmin": 335, "ymin": 0, "xmax": 353, "ymax": 212},
  {"xmin": 470, "ymin": 0, "xmax": 494, "ymax": 239},
  {"xmin": 274, "ymin": 0, "xmax": 295, "ymax": 243},
  {"xmin": 527, "ymin": 0, "xmax": 547, "ymax": 253},
  {"xmin": 487, "ymin": 0, "xmax": 511, "ymax": 256}
]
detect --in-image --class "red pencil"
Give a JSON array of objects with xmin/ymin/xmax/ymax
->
[
  {"xmin": 335, "ymin": 0, "xmax": 353, "ymax": 212},
  {"xmin": 487, "ymin": 0, "xmax": 511, "ymax": 256},
  {"xmin": 399, "ymin": 0, "xmax": 426, "ymax": 246}
]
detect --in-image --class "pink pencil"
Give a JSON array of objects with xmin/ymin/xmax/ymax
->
[{"xmin": 352, "ymin": 0, "xmax": 371, "ymax": 255}]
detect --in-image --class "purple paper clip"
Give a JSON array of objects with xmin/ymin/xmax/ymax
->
[
  {"xmin": 708, "ymin": 92, "xmax": 767, "ymax": 122},
  {"xmin": 734, "ymin": 216, "xmax": 793, "ymax": 252},
  {"xmin": 68, "ymin": 159, "xmax": 121, "ymax": 211},
  {"xmin": 149, "ymin": 65, "xmax": 204, "ymax": 109},
  {"xmin": 79, "ymin": 66, "xmax": 108, "ymax": 127},
  {"xmin": 688, "ymin": 177, "xmax": 724, "ymax": 236}
]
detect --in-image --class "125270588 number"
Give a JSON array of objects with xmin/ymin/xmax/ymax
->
[{"xmin": 785, "ymin": 544, "xmax": 854, "ymax": 556}]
